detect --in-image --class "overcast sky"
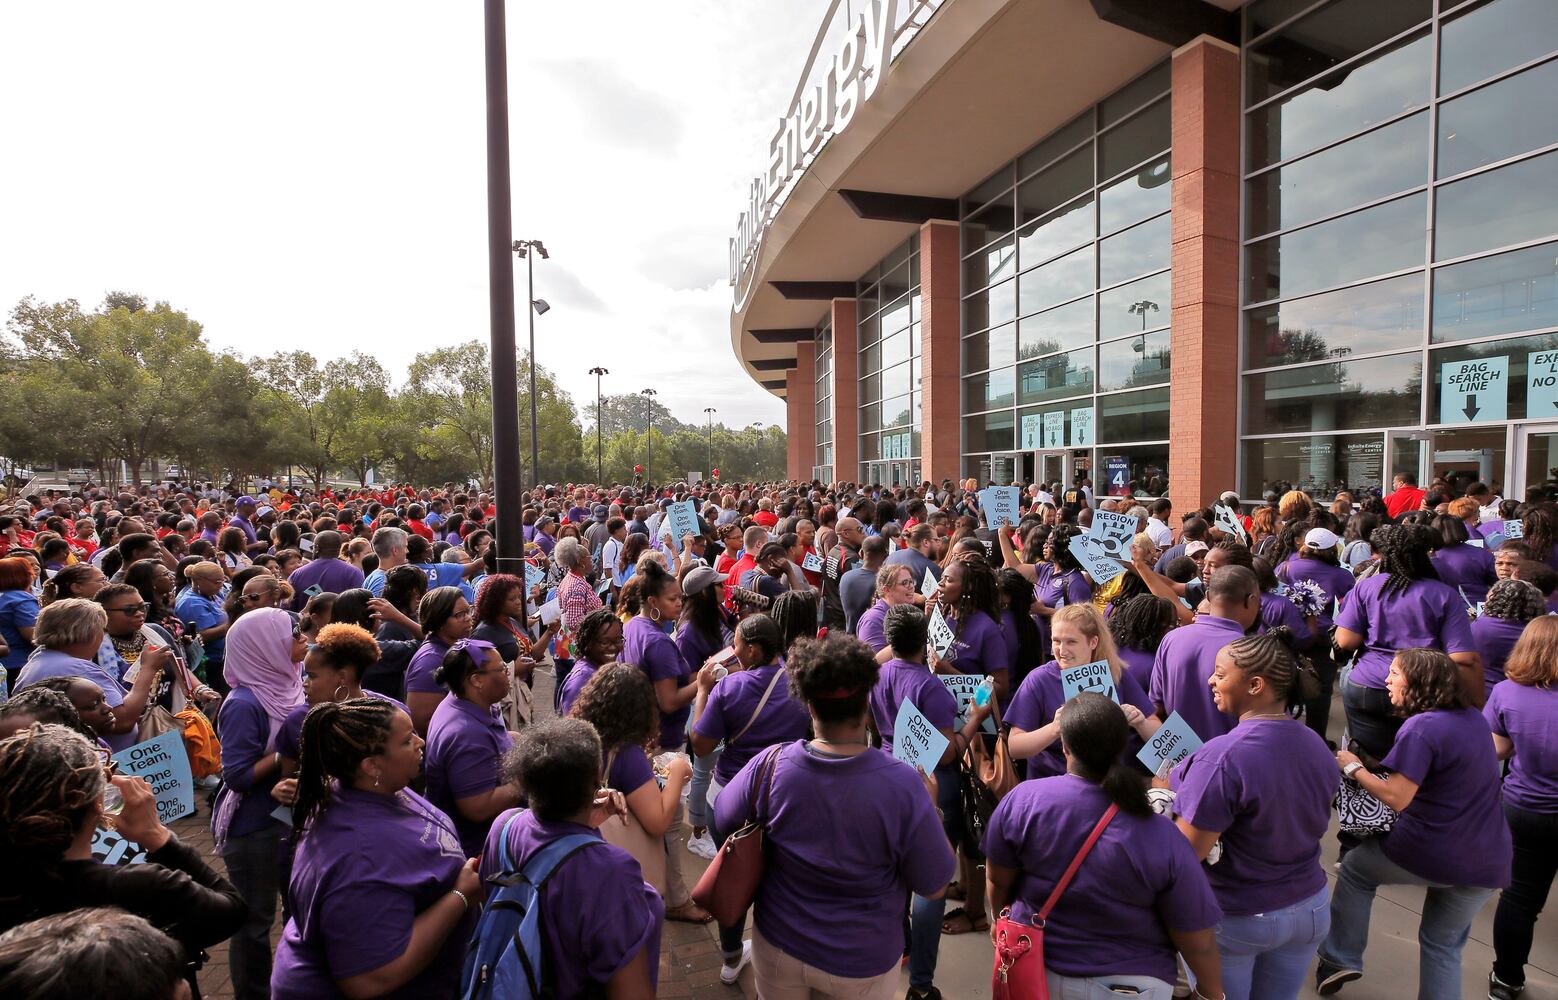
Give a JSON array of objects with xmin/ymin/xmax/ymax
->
[{"xmin": 0, "ymin": 3, "xmax": 819, "ymax": 429}]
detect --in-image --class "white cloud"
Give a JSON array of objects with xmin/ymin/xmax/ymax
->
[{"xmin": 0, "ymin": 1, "xmax": 822, "ymax": 430}]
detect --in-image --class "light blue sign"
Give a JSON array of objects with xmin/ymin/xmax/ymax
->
[
  {"xmin": 1529, "ymin": 350, "xmax": 1558, "ymax": 416},
  {"xmin": 1060, "ymin": 659, "xmax": 1118, "ymax": 703},
  {"xmin": 661, "ymin": 499, "xmax": 698, "ymax": 544},
  {"xmin": 980, "ymin": 486, "xmax": 1023, "ymax": 528},
  {"xmin": 1506, "ymin": 519, "xmax": 1525, "ymax": 540},
  {"xmin": 1136, "ymin": 711, "xmax": 1203, "ymax": 776},
  {"xmin": 1043, "ymin": 411, "xmax": 1065, "ymax": 448},
  {"xmin": 1020, "ymin": 413, "xmax": 1043, "ymax": 449},
  {"xmin": 1088, "ymin": 509, "xmax": 1137, "ymax": 560},
  {"xmin": 1069, "ymin": 406, "xmax": 1094, "ymax": 447},
  {"xmin": 524, "ymin": 561, "xmax": 546, "ymax": 591},
  {"xmin": 940, "ymin": 674, "xmax": 982, "ymax": 726},
  {"xmin": 112, "ymin": 731, "xmax": 194, "ymax": 824},
  {"xmin": 1073, "ymin": 534, "xmax": 1126, "ymax": 586},
  {"xmin": 892, "ymin": 699, "xmax": 949, "ymax": 772},
  {"xmin": 1440, "ymin": 356, "xmax": 1508, "ymax": 424}
]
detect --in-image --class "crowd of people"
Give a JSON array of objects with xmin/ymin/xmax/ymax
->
[{"xmin": 0, "ymin": 469, "xmax": 1551, "ymax": 1000}]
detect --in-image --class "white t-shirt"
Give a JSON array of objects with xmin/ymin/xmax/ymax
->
[{"xmin": 1146, "ymin": 516, "xmax": 1173, "ymax": 547}]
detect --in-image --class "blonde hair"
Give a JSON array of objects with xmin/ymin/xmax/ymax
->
[
  {"xmin": 32, "ymin": 598, "xmax": 108, "ymax": 649},
  {"xmin": 1051, "ymin": 603, "xmax": 1127, "ymax": 682},
  {"xmin": 1447, "ymin": 496, "xmax": 1480, "ymax": 521},
  {"xmin": 184, "ymin": 561, "xmax": 225, "ymax": 585},
  {"xmin": 1505, "ymin": 615, "xmax": 1558, "ymax": 688}
]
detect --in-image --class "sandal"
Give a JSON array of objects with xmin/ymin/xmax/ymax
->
[
  {"xmin": 940, "ymin": 907, "xmax": 988, "ymax": 935},
  {"xmin": 945, "ymin": 880, "xmax": 966, "ymax": 902},
  {"xmin": 666, "ymin": 901, "xmax": 714, "ymax": 924}
]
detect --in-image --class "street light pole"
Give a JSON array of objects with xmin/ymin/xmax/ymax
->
[
  {"xmin": 588, "ymin": 366, "xmax": 608, "ymax": 483},
  {"xmin": 703, "ymin": 407, "xmax": 716, "ymax": 482},
  {"xmin": 641, "ymin": 388, "xmax": 658, "ymax": 487},
  {"xmin": 513, "ymin": 239, "xmax": 549, "ymax": 492}
]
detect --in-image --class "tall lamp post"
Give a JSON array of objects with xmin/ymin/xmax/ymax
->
[
  {"xmin": 588, "ymin": 366, "xmax": 609, "ymax": 484},
  {"xmin": 641, "ymin": 388, "xmax": 658, "ymax": 487},
  {"xmin": 703, "ymin": 407, "xmax": 717, "ymax": 482},
  {"xmin": 514, "ymin": 239, "xmax": 549, "ymax": 491}
]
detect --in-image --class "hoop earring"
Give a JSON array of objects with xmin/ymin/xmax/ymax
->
[
  {"xmin": 649, "ymin": 605, "xmax": 661, "ymax": 623},
  {"xmin": 333, "ymin": 685, "xmax": 348, "ymax": 702}
]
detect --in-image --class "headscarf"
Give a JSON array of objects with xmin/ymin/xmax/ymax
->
[{"xmin": 223, "ymin": 607, "xmax": 303, "ymax": 741}]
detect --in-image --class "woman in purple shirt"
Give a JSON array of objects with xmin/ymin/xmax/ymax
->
[
  {"xmin": 1024, "ymin": 525, "xmax": 1095, "ymax": 656},
  {"xmin": 1472, "ymin": 579, "xmax": 1544, "ymax": 690},
  {"xmin": 1333, "ymin": 524, "xmax": 1482, "ymax": 763},
  {"xmin": 556, "ymin": 609, "xmax": 622, "ymax": 718},
  {"xmin": 272, "ymin": 698, "xmax": 482, "ymax": 999},
  {"xmin": 984, "ymin": 693, "xmax": 1223, "ymax": 999},
  {"xmin": 1485, "ymin": 617, "xmax": 1558, "ymax": 999},
  {"xmin": 857, "ymin": 563, "xmax": 915, "ymax": 654},
  {"xmin": 691, "ymin": 614, "xmax": 811, "ymax": 984},
  {"xmin": 422, "ymin": 638, "xmax": 521, "ymax": 857},
  {"xmin": 274, "ymin": 624, "xmax": 408, "ymax": 779},
  {"xmin": 935, "ymin": 556, "xmax": 1011, "ymax": 703},
  {"xmin": 1107, "ymin": 594, "xmax": 1177, "ymax": 692},
  {"xmin": 713, "ymin": 633, "xmax": 954, "ymax": 998},
  {"xmin": 1276, "ymin": 527, "xmax": 1355, "ymax": 738},
  {"xmin": 674, "ymin": 565, "xmax": 732, "ymax": 857},
  {"xmin": 404, "ymin": 587, "xmax": 472, "ymax": 737},
  {"xmin": 480, "ymin": 719, "xmax": 663, "ymax": 998},
  {"xmin": 1430, "ymin": 513, "xmax": 1497, "ymax": 605},
  {"xmin": 620, "ymin": 560, "xmax": 695, "ymax": 752},
  {"xmin": 1318, "ymin": 648, "xmax": 1511, "ymax": 997},
  {"xmin": 1171, "ymin": 628, "xmax": 1338, "ymax": 1000}
]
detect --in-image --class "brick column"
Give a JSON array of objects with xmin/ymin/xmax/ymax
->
[
  {"xmin": 919, "ymin": 219, "xmax": 961, "ymax": 484},
  {"xmin": 1169, "ymin": 36, "xmax": 1241, "ymax": 513},
  {"xmin": 784, "ymin": 342, "xmax": 816, "ymax": 482},
  {"xmin": 830, "ymin": 298, "xmax": 859, "ymax": 483}
]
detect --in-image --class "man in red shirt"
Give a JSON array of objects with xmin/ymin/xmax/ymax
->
[
  {"xmin": 1384, "ymin": 472, "xmax": 1427, "ymax": 519},
  {"xmin": 752, "ymin": 497, "xmax": 779, "ymax": 528},
  {"xmin": 723, "ymin": 524, "xmax": 770, "ymax": 602}
]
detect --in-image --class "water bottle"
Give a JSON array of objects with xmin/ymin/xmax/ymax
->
[{"xmin": 973, "ymin": 676, "xmax": 995, "ymax": 707}]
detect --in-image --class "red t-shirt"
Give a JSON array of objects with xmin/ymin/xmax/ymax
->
[
  {"xmin": 752, "ymin": 510, "xmax": 778, "ymax": 528},
  {"xmin": 1385, "ymin": 486, "xmax": 1426, "ymax": 519}
]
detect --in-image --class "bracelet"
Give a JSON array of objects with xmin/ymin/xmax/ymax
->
[
  {"xmin": 450, "ymin": 888, "xmax": 470, "ymax": 912},
  {"xmin": 1192, "ymin": 990, "xmax": 1225, "ymax": 1000}
]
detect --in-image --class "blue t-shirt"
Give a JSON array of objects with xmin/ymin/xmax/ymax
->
[
  {"xmin": 0, "ymin": 589, "xmax": 40, "ymax": 671},
  {"xmin": 174, "ymin": 590, "xmax": 228, "ymax": 663},
  {"xmin": 364, "ymin": 563, "xmax": 467, "ymax": 597}
]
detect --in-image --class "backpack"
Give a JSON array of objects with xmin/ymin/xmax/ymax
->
[{"xmin": 459, "ymin": 813, "xmax": 598, "ymax": 1000}]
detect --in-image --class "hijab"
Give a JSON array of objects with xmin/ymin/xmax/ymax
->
[{"xmin": 223, "ymin": 607, "xmax": 303, "ymax": 740}]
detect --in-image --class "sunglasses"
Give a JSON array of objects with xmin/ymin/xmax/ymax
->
[
  {"xmin": 239, "ymin": 593, "xmax": 269, "ymax": 604},
  {"xmin": 105, "ymin": 602, "xmax": 151, "ymax": 615}
]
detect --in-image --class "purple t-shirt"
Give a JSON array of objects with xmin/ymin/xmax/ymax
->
[
  {"xmin": 1035, "ymin": 565, "xmax": 1093, "ymax": 653},
  {"xmin": 1432, "ymin": 543, "xmax": 1498, "ymax": 605},
  {"xmin": 1485, "ymin": 680, "xmax": 1558, "ymax": 813},
  {"xmin": 672, "ymin": 620, "xmax": 728, "ymax": 681},
  {"xmin": 1335, "ymin": 575, "xmax": 1477, "ymax": 689},
  {"xmin": 622, "ymin": 616, "xmax": 692, "ymax": 749},
  {"xmin": 870, "ymin": 657, "xmax": 959, "ymax": 753},
  {"xmin": 272, "ymin": 787, "xmax": 472, "ymax": 1000},
  {"xmin": 423, "ymin": 693, "xmax": 515, "ymax": 856},
  {"xmin": 981, "ymin": 774, "xmax": 1221, "ymax": 982},
  {"xmin": 1259, "ymin": 591, "xmax": 1312, "ymax": 645},
  {"xmin": 15, "ymin": 648, "xmax": 134, "ymax": 750},
  {"xmin": 214, "ymin": 686, "xmax": 288, "ymax": 839},
  {"xmin": 286, "ymin": 559, "xmax": 367, "ymax": 611},
  {"xmin": 605, "ymin": 742, "xmax": 655, "ymax": 795},
  {"xmin": 857, "ymin": 599, "xmax": 889, "ymax": 652},
  {"xmin": 1006, "ymin": 660, "xmax": 1153, "ymax": 778},
  {"xmin": 1119, "ymin": 645, "xmax": 1155, "ymax": 692},
  {"xmin": 693, "ymin": 662, "xmax": 810, "ymax": 785},
  {"xmin": 404, "ymin": 637, "xmax": 451, "ymax": 696},
  {"xmin": 944, "ymin": 609, "xmax": 1009, "ymax": 679},
  {"xmin": 277, "ymin": 691, "xmax": 408, "ymax": 762},
  {"xmin": 713, "ymin": 742, "xmax": 954, "ymax": 978},
  {"xmin": 1149, "ymin": 615, "xmax": 1246, "ymax": 741},
  {"xmin": 1472, "ymin": 615, "xmax": 1529, "ymax": 689},
  {"xmin": 1381, "ymin": 707, "xmax": 1511, "ymax": 888},
  {"xmin": 1171, "ymin": 719, "xmax": 1337, "ymax": 915},
  {"xmin": 1277, "ymin": 557, "xmax": 1354, "ymax": 631},
  {"xmin": 557, "ymin": 659, "xmax": 600, "ymax": 718},
  {"xmin": 480, "ymin": 810, "xmax": 662, "ymax": 1000}
]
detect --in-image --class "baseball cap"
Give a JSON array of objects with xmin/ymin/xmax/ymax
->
[
  {"xmin": 255, "ymin": 505, "xmax": 275, "ymax": 518},
  {"xmin": 236, "ymin": 495, "xmax": 257, "ymax": 506},
  {"xmin": 1304, "ymin": 527, "xmax": 1340, "ymax": 549},
  {"xmin": 1218, "ymin": 491, "xmax": 1240, "ymax": 505},
  {"xmin": 1185, "ymin": 541, "xmax": 1210, "ymax": 557},
  {"xmin": 682, "ymin": 565, "xmax": 722, "ymax": 596}
]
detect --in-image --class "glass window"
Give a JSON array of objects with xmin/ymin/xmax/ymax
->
[
  {"xmin": 1434, "ymin": 150, "xmax": 1558, "ymax": 261},
  {"xmin": 861, "ymin": 401, "xmax": 881, "ymax": 434},
  {"xmin": 965, "ymin": 367, "xmax": 1016, "ymax": 412},
  {"xmin": 857, "ymin": 283, "xmax": 878, "ymax": 316},
  {"xmin": 964, "ymin": 167, "xmax": 1012, "ymax": 215},
  {"xmin": 1246, "ymin": 0, "xmax": 1432, "ymax": 105},
  {"xmin": 1099, "ymin": 156, "xmax": 1171, "ymax": 235},
  {"xmin": 1245, "ymin": 113, "xmax": 1429, "ymax": 238},
  {"xmin": 1017, "ymin": 347, "xmax": 1094, "ymax": 406},
  {"xmin": 1244, "ymin": 273, "xmax": 1425, "ymax": 367},
  {"xmin": 1099, "ymin": 98, "xmax": 1170, "ymax": 181},
  {"xmin": 1100, "ymin": 61, "xmax": 1170, "ymax": 127},
  {"xmin": 1246, "ymin": 193, "xmax": 1426, "ymax": 303},
  {"xmin": 1019, "ymin": 147, "xmax": 1093, "ymax": 224},
  {"xmin": 860, "ymin": 339, "xmax": 881, "ymax": 377},
  {"xmin": 1242, "ymin": 432, "xmax": 1386, "ymax": 499},
  {"xmin": 1019, "ymin": 114, "xmax": 1093, "ymax": 178},
  {"xmin": 1243, "ymin": 353, "xmax": 1424, "ymax": 434},
  {"xmin": 1431, "ymin": 428, "xmax": 1507, "ymax": 493},
  {"xmin": 1099, "ymin": 331, "xmax": 1171, "ymax": 391},
  {"xmin": 1017, "ymin": 195, "xmax": 1094, "ymax": 271},
  {"xmin": 881, "ymin": 393, "xmax": 914, "ymax": 430},
  {"xmin": 1246, "ymin": 31, "xmax": 1432, "ymax": 170},
  {"xmin": 965, "ymin": 191, "xmax": 1016, "ymax": 241},
  {"xmin": 1100, "ymin": 271, "xmax": 1171, "ymax": 340},
  {"xmin": 881, "ymin": 330, "xmax": 910, "ymax": 370},
  {"xmin": 1429, "ymin": 330, "xmax": 1558, "ymax": 422},
  {"xmin": 860, "ymin": 432, "xmax": 879, "ymax": 461},
  {"xmin": 881, "ymin": 360, "xmax": 912, "ymax": 400},
  {"xmin": 1019, "ymin": 297, "xmax": 1094, "ymax": 360},
  {"xmin": 964, "ymin": 323, "xmax": 1017, "ymax": 374},
  {"xmin": 881, "ymin": 296, "xmax": 912, "ymax": 337},
  {"xmin": 1432, "ymin": 240, "xmax": 1558, "ymax": 344},
  {"xmin": 1096, "ymin": 444, "xmax": 1170, "ymax": 498},
  {"xmin": 858, "ymin": 310, "xmax": 879, "ymax": 348},
  {"xmin": 860, "ymin": 371, "xmax": 881, "ymax": 403},
  {"xmin": 1437, "ymin": 59, "xmax": 1558, "ymax": 179},
  {"xmin": 1100, "ymin": 213, "xmax": 1171, "ymax": 287},
  {"xmin": 1018, "ymin": 245, "xmax": 1092, "ymax": 317},
  {"xmin": 880, "ymin": 264, "xmax": 910, "ymax": 305},
  {"xmin": 964, "ymin": 235, "xmax": 1016, "ymax": 292},
  {"xmin": 964, "ymin": 411, "xmax": 1015, "ymax": 452},
  {"xmin": 1439, "ymin": 0, "xmax": 1558, "ymax": 95},
  {"xmin": 1247, "ymin": 0, "xmax": 1326, "ymax": 39},
  {"xmin": 1099, "ymin": 387, "xmax": 1170, "ymax": 443}
]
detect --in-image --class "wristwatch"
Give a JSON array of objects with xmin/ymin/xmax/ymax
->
[{"xmin": 1343, "ymin": 761, "xmax": 1364, "ymax": 778}]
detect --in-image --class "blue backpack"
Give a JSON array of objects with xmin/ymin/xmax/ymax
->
[{"xmin": 459, "ymin": 812, "xmax": 598, "ymax": 1000}]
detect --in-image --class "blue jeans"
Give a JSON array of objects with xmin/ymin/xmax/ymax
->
[
  {"xmin": 1216, "ymin": 883, "xmax": 1330, "ymax": 1000},
  {"xmin": 687, "ymin": 748, "xmax": 720, "ymax": 831},
  {"xmin": 1319, "ymin": 838, "xmax": 1493, "ymax": 1000},
  {"xmin": 908, "ymin": 762, "xmax": 962, "ymax": 990},
  {"xmin": 222, "ymin": 824, "xmax": 282, "ymax": 1000},
  {"xmin": 1043, "ymin": 972, "xmax": 1175, "ymax": 999}
]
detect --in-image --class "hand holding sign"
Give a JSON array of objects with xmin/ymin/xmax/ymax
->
[
  {"xmin": 1136, "ymin": 711, "xmax": 1203, "ymax": 777},
  {"xmin": 892, "ymin": 700, "xmax": 949, "ymax": 772},
  {"xmin": 1072, "ymin": 535, "xmax": 1126, "ymax": 586},
  {"xmin": 920, "ymin": 567, "xmax": 939, "ymax": 599},
  {"xmin": 112, "ymin": 731, "xmax": 194, "ymax": 824},
  {"xmin": 1087, "ymin": 509, "xmax": 1137, "ymax": 560},
  {"xmin": 662, "ymin": 500, "xmax": 698, "ymax": 544},
  {"xmin": 928, "ymin": 606, "xmax": 956, "ymax": 659},
  {"xmin": 979, "ymin": 487, "xmax": 1023, "ymax": 529},
  {"xmin": 1213, "ymin": 504, "xmax": 1247, "ymax": 543},
  {"xmin": 1060, "ymin": 659, "xmax": 1118, "ymax": 703}
]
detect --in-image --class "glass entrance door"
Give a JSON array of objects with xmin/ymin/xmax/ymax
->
[
  {"xmin": 1517, "ymin": 424, "xmax": 1558, "ymax": 496},
  {"xmin": 991, "ymin": 452, "xmax": 1036, "ymax": 486},
  {"xmin": 1034, "ymin": 450, "xmax": 1072, "ymax": 490}
]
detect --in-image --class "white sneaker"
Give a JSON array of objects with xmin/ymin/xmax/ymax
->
[
  {"xmin": 720, "ymin": 940, "xmax": 753, "ymax": 985},
  {"xmin": 686, "ymin": 831, "xmax": 717, "ymax": 860}
]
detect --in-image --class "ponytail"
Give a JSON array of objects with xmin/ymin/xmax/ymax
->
[
  {"xmin": 292, "ymin": 698, "xmax": 396, "ymax": 840},
  {"xmin": 1223, "ymin": 626, "xmax": 1319, "ymax": 713},
  {"xmin": 1058, "ymin": 692, "xmax": 1150, "ymax": 817}
]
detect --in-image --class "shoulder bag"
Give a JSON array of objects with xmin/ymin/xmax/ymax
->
[
  {"xmin": 992, "ymin": 803, "xmax": 1119, "ymax": 1000},
  {"xmin": 596, "ymin": 748, "xmax": 667, "ymax": 894},
  {"xmin": 1334, "ymin": 772, "xmax": 1397, "ymax": 836},
  {"xmin": 729, "ymin": 666, "xmax": 786, "ymax": 745},
  {"xmin": 691, "ymin": 744, "xmax": 781, "ymax": 926}
]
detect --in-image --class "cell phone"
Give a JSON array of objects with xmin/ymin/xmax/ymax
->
[{"xmin": 305, "ymin": 584, "xmax": 323, "ymax": 598}]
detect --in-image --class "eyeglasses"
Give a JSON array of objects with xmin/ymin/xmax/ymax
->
[
  {"xmin": 450, "ymin": 608, "xmax": 473, "ymax": 619},
  {"xmin": 239, "ymin": 593, "xmax": 269, "ymax": 604},
  {"xmin": 105, "ymin": 602, "xmax": 151, "ymax": 615}
]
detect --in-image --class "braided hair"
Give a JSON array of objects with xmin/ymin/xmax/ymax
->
[
  {"xmin": 948, "ymin": 556, "xmax": 1000, "ymax": 624},
  {"xmin": 1374, "ymin": 522, "xmax": 1440, "ymax": 598},
  {"xmin": 0, "ymin": 725, "xmax": 104, "ymax": 885},
  {"xmin": 292, "ymin": 697, "xmax": 398, "ymax": 838},
  {"xmin": 1222, "ymin": 626, "xmax": 1320, "ymax": 713},
  {"xmin": 769, "ymin": 590, "xmax": 819, "ymax": 657},
  {"xmin": 995, "ymin": 568, "xmax": 1043, "ymax": 686},
  {"xmin": 574, "ymin": 608, "xmax": 620, "ymax": 665},
  {"xmin": 1108, "ymin": 594, "xmax": 1177, "ymax": 654},
  {"xmin": 0, "ymin": 686, "xmax": 86, "ymax": 738},
  {"xmin": 1483, "ymin": 579, "xmax": 1546, "ymax": 622}
]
